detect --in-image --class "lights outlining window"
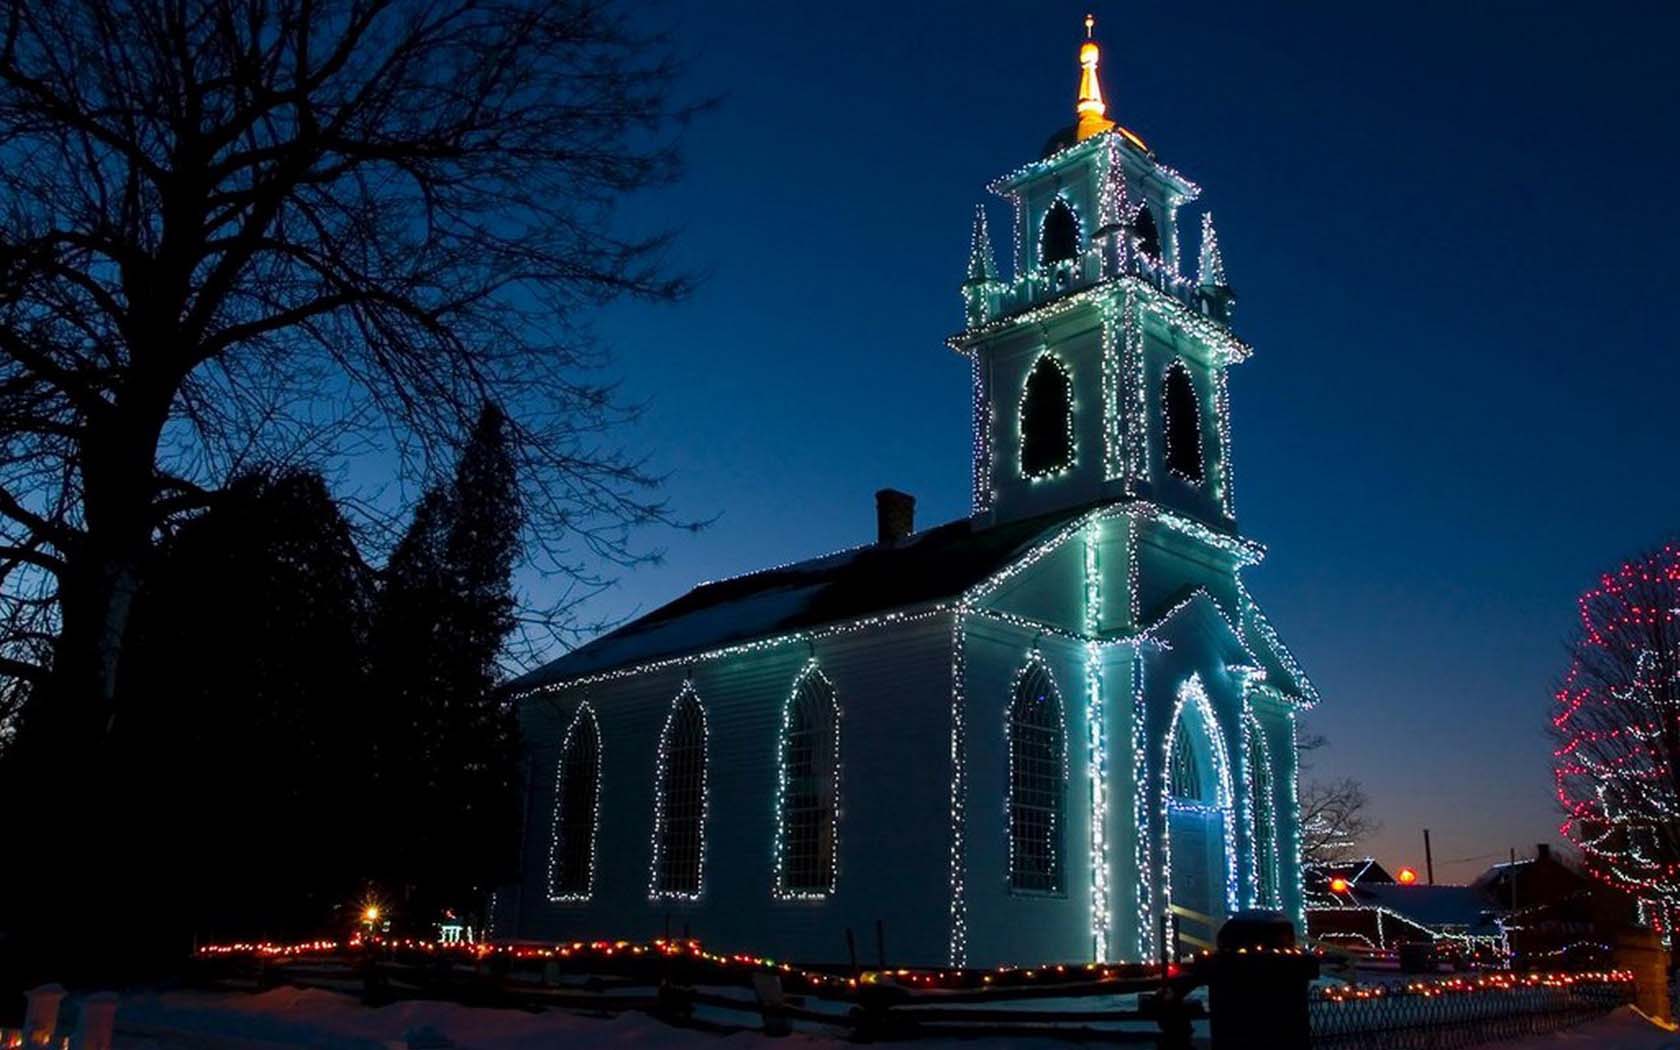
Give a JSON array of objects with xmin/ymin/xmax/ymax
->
[
  {"xmin": 1163, "ymin": 360, "xmax": 1205, "ymax": 483},
  {"xmin": 1039, "ymin": 196, "xmax": 1081, "ymax": 267},
  {"xmin": 548, "ymin": 703, "xmax": 602, "ymax": 901},
  {"xmin": 775, "ymin": 663, "xmax": 841, "ymax": 899},
  {"xmin": 1131, "ymin": 202, "xmax": 1161, "ymax": 260},
  {"xmin": 1008, "ymin": 656, "xmax": 1067, "ymax": 894},
  {"xmin": 1169, "ymin": 722, "xmax": 1201, "ymax": 800},
  {"xmin": 1021, "ymin": 354, "xmax": 1075, "ymax": 478},
  {"xmin": 649, "ymin": 683, "xmax": 708, "ymax": 900}
]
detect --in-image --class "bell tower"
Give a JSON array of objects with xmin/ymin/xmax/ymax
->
[{"xmin": 954, "ymin": 16, "xmax": 1243, "ymax": 533}]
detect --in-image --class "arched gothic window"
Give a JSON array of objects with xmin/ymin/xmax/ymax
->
[
  {"xmin": 1132, "ymin": 203, "xmax": 1162, "ymax": 259},
  {"xmin": 548, "ymin": 705, "xmax": 601, "ymax": 900},
  {"xmin": 1008, "ymin": 661, "xmax": 1066, "ymax": 893},
  {"xmin": 1170, "ymin": 722, "xmax": 1202, "ymax": 800},
  {"xmin": 1040, "ymin": 198, "xmax": 1081, "ymax": 267},
  {"xmin": 1248, "ymin": 724, "xmax": 1279, "ymax": 908},
  {"xmin": 1021, "ymin": 355, "xmax": 1074, "ymax": 477},
  {"xmin": 650, "ymin": 686, "xmax": 707, "ymax": 899},
  {"xmin": 776, "ymin": 668, "xmax": 840, "ymax": 896},
  {"xmin": 1163, "ymin": 361, "xmax": 1205, "ymax": 483}
]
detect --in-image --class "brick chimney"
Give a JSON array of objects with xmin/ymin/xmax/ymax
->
[{"xmin": 875, "ymin": 489, "xmax": 915, "ymax": 546}]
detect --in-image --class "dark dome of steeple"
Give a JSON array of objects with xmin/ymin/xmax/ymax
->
[{"xmin": 1041, "ymin": 124, "xmax": 1079, "ymax": 159}]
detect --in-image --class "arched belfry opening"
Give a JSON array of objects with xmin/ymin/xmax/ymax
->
[
  {"xmin": 1132, "ymin": 203, "xmax": 1161, "ymax": 259},
  {"xmin": 1039, "ymin": 198, "xmax": 1081, "ymax": 267},
  {"xmin": 1021, "ymin": 355, "xmax": 1074, "ymax": 477},
  {"xmin": 1163, "ymin": 361, "xmax": 1204, "ymax": 483}
]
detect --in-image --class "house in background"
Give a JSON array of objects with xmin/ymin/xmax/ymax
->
[
  {"xmin": 501, "ymin": 19, "xmax": 1318, "ymax": 968},
  {"xmin": 1306, "ymin": 846, "xmax": 1651, "ymax": 972},
  {"xmin": 1306, "ymin": 860, "xmax": 1505, "ymax": 968},
  {"xmin": 1482, "ymin": 844, "xmax": 1644, "ymax": 970}
]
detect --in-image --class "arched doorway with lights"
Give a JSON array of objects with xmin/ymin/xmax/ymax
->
[{"xmin": 1162, "ymin": 675, "xmax": 1237, "ymax": 957}]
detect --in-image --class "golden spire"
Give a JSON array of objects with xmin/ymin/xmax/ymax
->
[{"xmin": 1076, "ymin": 13, "xmax": 1115, "ymax": 141}]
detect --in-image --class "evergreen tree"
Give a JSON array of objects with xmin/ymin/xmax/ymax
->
[
  {"xmin": 113, "ymin": 470, "xmax": 375, "ymax": 960},
  {"xmin": 372, "ymin": 405, "xmax": 523, "ymax": 926}
]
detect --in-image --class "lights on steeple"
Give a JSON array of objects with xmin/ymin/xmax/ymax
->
[{"xmin": 1076, "ymin": 14, "xmax": 1115, "ymax": 141}]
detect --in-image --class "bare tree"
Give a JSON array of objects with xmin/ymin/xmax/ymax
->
[
  {"xmin": 1300, "ymin": 776, "xmax": 1378, "ymax": 865},
  {"xmin": 0, "ymin": 0, "xmax": 697, "ymax": 762},
  {"xmin": 1552, "ymin": 543, "xmax": 1680, "ymax": 935}
]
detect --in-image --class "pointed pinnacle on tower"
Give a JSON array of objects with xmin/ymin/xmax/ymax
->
[
  {"xmin": 1076, "ymin": 14, "xmax": 1115, "ymax": 141},
  {"xmin": 1198, "ymin": 211, "xmax": 1228, "ymax": 288},
  {"xmin": 965, "ymin": 204, "xmax": 999, "ymax": 285}
]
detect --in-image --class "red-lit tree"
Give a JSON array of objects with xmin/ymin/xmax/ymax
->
[{"xmin": 1552, "ymin": 543, "xmax": 1680, "ymax": 937}]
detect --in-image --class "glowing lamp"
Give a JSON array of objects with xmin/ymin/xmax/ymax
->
[
  {"xmin": 362, "ymin": 905, "xmax": 381, "ymax": 923},
  {"xmin": 1397, "ymin": 867, "xmax": 1419, "ymax": 885},
  {"xmin": 1330, "ymin": 877, "xmax": 1350, "ymax": 894}
]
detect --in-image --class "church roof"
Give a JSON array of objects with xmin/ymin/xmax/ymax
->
[{"xmin": 513, "ymin": 504, "xmax": 1093, "ymax": 689}]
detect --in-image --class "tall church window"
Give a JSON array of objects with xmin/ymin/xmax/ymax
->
[
  {"xmin": 1247, "ymin": 721, "xmax": 1279, "ymax": 908},
  {"xmin": 1021, "ymin": 354, "xmax": 1074, "ymax": 477},
  {"xmin": 1039, "ymin": 197, "xmax": 1081, "ymax": 267},
  {"xmin": 650, "ymin": 685, "xmax": 707, "ymax": 899},
  {"xmin": 548, "ymin": 704, "xmax": 601, "ymax": 900},
  {"xmin": 1132, "ymin": 203, "xmax": 1162, "ymax": 259},
  {"xmin": 776, "ymin": 668, "xmax": 840, "ymax": 897},
  {"xmin": 1163, "ymin": 361, "xmax": 1205, "ymax": 483},
  {"xmin": 1008, "ymin": 661, "xmax": 1066, "ymax": 894},
  {"xmin": 1170, "ymin": 721, "xmax": 1202, "ymax": 800}
]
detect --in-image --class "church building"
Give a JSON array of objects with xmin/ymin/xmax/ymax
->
[{"xmin": 505, "ymin": 19, "xmax": 1319, "ymax": 967}]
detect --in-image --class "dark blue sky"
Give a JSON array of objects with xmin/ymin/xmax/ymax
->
[{"xmin": 564, "ymin": 1, "xmax": 1680, "ymax": 884}]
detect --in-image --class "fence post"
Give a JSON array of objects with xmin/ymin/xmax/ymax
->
[
  {"xmin": 71, "ymin": 992, "xmax": 118, "ymax": 1050},
  {"xmin": 750, "ymin": 973, "xmax": 790, "ymax": 1037},
  {"xmin": 1206, "ymin": 910, "xmax": 1319, "ymax": 1050},
  {"xmin": 1611, "ymin": 926, "xmax": 1671, "ymax": 1022},
  {"xmin": 24, "ymin": 984, "xmax": 66, "ymax": 1046}
]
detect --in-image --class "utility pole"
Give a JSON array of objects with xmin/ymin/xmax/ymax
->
[{"xmin": 1423, "ymin": 829, "xmax": 1435, "ymax": 886}]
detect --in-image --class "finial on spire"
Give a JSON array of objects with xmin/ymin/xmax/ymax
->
[
  {"xmin": 1076, "ymin": 14, "xmax": 1115, "ymax": 141},
  {"xmin": 965, "ymin": 205, "xmax": 998, "ymax": 285}
]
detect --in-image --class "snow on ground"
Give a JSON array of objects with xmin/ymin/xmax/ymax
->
[
  {"xmin": 109, "ymin": 987, "xmax": 1680, "ymax": 1050},
  {"xmin": 1477, "ymin": 1007, "xmax": 1680, "ymax": 1050},
  {"xmin": 113, "ymin": 987, "xmax": 1146, "ymax": 1050}
]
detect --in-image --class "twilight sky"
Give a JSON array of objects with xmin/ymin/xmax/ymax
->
[{"xmin": 545, "ymin": 0, "xmax": 1680, "ymax": 885}]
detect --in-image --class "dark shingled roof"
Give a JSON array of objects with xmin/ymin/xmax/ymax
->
[
  {"xmin": 1351, "ymin": 883, "xmax": 1503, "ymax": 936},
  {"xmin": 513, "ymin": 504, "xmax": 1094, "ymax": 690}
]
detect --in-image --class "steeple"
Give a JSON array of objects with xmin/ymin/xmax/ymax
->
[{"xmin": 1076, "ymin": 14, "xmax": 1115, "ymax": 141}]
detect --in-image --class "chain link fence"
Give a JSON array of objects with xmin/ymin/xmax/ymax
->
[{"xmin": 1310, "ymin": 976, "xmax": 1634, "ymax": 1050}]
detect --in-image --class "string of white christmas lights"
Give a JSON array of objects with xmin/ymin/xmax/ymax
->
[
  {"xmin": 546, "ymin": 701, "xmax": 602, "ymax": 903},
  {"xmin": 647, "ymin": 681, "xmax": 710, "ymax": 903},
  {"xmin": 772, "ymin": 661, "xmax": 842, "ymax": 901}
]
